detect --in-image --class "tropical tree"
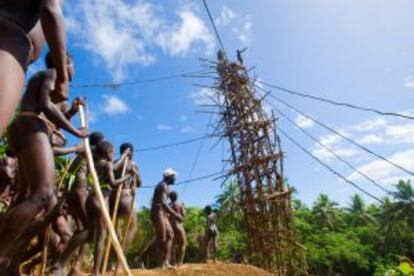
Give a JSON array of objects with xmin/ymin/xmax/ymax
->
[
  {"xmin": 346, "ymin": 194, "xmax": 377, "ymax": 226},
  {"xmin": 391, "ymin": 180, "xmax": 414, "ymax": 229},
  {"xmin": 312, "ymin": 194, "xmax": 339, "ymax": 230},
  {"xmin": 215, "ymin": 180, "xmax": 240, "ymax": 215},
  {"xmin": 0, "ymin": 137, "xmax": 7, "ymax": 157}
]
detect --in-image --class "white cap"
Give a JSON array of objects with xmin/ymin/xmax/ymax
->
[{"xmin": 163, "ymin": 168, "xmax": 178, "ymax": 178}]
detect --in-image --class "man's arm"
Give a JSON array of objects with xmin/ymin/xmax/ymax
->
[
  {"xmin": 40, "ymin": 0, "xmax": 68, "ymax": 101},
  {"xmin": 64, "ymin": 97, "xmax": 84, "ymax": 120},
  {"xmin": 131, "ymin": 162, "xmax": 142, "ymax": 188},
  {"xmin": 180, "ymin": 204, "xmax": 186, "ymax": 218},
  {"xmin": 39, "ymin": 71, "xmax": 87, "ymax": 138},
  {"xmin": 160, "ymin": 186, "xmax": 182, "ymax": 221},
  {"xmin": 105, "ymin": 162, "xmax": 131, "ymax": 189},
  {"xmin": 113, "ymin": 149, "xmax": 130, "ymax": 170},
  {"xmin": 53, "ymin": 144, "xmax": 84, "ymax": 156}
]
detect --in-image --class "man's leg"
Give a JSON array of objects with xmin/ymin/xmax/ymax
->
[
  {"xmin": 50, "ymin": 195, "xmax": 96, "ymax": 276},
  {"xmin": 0, "ymin": 133, "xmax": 57, "ymax": 262},
  {"xmin": 124, "ymin": 206, "xmax": 137, "ymax": 251},
  {"xmin": 152, "ymin": 214, "xmax": 168, "ymax": 268},
  {"xmin": 92, "ymin": 196, "xmax": 109, "ymax": 275},
  {"xmin": 212, "ymin": 235, "xmax": 218, "ymax": 263},
  {"xmin": 176, "ymin": 227, "xmax": 187, "ymax": 267},
  {"xmin": 163, "ymin": 217, "xmax": 174, "ymax": 268},
  {"xmin": 0, "ymin": 20, "xmax": 30, "ymax": 137}
]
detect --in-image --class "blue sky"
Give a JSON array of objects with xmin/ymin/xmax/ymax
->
[{"xmin": 30, "ymin": 0, "xmax": 414, "ymax": 208}]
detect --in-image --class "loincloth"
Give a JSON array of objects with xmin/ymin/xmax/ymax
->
[
  {"xmin": 0, "ymin": 16, "xmax": 33, "ymax": 71},
  {"xmin": 19, "ymin": 112, "xmax": 53, "ymax": 138}
]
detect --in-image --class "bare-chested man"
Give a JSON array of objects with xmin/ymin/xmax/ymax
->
[
  {"xmin": 50, "ymin": 140, "xmax": 130, "ymax": 276},
  {"xmin": 151, "ymin": 168, "xmax": 183, "ymax": 269},
  {"xmin": 91, "ymin": 140, "xmax": 131, "ymax": 275},
  {"xmin": 105, "ymin": 143, "xmax": 141, "ymax": 272},
  {"xmin": 202, "ymin": 205, "xmax": 219, "ymax": 263},
  {"xmin": 0, "ymin": 0, "xmax": 68, "ymax": 137},
  {"xmin": 169, "ymin": 191, "xmax": 187, "ymax": 268},
  {"xmin": 0, "ymin": 52, "xmax": 87, "ymax": 273},
  {"xmin": 113, "ymin": 143, "xmax": 141, "ymax": 248}
]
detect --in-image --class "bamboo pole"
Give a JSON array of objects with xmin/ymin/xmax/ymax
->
[
  {"xmin": 101, "ymin": 158, "xmax": 128, "ymax": 274},
  {"xmin": 40, "ymin": 226, "xmax": 51, "ymax": 276},
  {"xmin": 78, "ymin": 105, "xmax": 131, "ymax": 276},
  {"xmin": 57, "ymin": 155, "xmax": 77, "ymax": 192}
]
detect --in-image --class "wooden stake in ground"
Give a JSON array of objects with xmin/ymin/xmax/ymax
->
[
  {"xmin": 79, "ymin": 105, "xmax": 132, "ymax": 276},
  {"xmin": 101, "ymin": 158, "xmax": 128, "ymax": 274}
]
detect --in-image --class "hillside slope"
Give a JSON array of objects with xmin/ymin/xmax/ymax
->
[{"xmin": 120, "ymin": 262, "xmax": 273, "ymax": 276}]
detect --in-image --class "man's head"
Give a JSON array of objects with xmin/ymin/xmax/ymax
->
[
  {"xmin": 5, "ymin": 148, "xmax": 15, "ymax": 158},
  {"xmin": 217, "ymin": 50, "xmax": 224, "ymax": 61},
  {"xmin": 45, "ymin": 51, "xmax": 75, "ymax": 81},
  {"xmin": 169, "ymin": 191, "xmax": 178, "ymax": 203},
  {"xmin": 120, "ymin": 142, "xmax": 134, "ymax": 157},
  {"xmin": 95, "ymin": 141, "xmax": 114, "ymax": 162},
  {"xmin": 163, "ymin": 168, "xmax": 178, "ymax": 185},
  {"xmin": 89, "ymin": 132, "xmax": 104, "ymax": 147},
  {"xmin": 204, "ymin": 205, "xmax": 213, "ymax": 214}
]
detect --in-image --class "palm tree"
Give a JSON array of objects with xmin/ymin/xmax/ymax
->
[
  {"xmin": 391, "ymin": 180, "xmax": 414, "ymax": 229},
  {"xmin": 378, "ymin": 197, "xmax": 407, "ymax": 253},
  {"xmin": 346, "ymin": 194, "xmax": 377, "ymax": 225},
  {"xmin": 312, "ymin": 194, "xmax": 339, "ymax": 230},
  {"xmin": 215, "ymin": 180, "xmax": 241, "ymax": 215}
]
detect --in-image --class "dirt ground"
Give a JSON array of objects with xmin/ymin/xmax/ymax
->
[{"xmin": 112, "ymin": 262, "xmax": 274, "ymax": 276}]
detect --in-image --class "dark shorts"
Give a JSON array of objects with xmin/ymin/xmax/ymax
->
[{"xmin": 0, "ymin": 16, "xmax": 32, "ymax": 71}]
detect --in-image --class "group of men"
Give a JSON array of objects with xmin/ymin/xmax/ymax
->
[{"xmin": 0, "ymin": 1, "xmax": 220, "ymax": 274}]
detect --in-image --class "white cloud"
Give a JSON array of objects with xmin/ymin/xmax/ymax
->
[
  {"xmin": 156, "ymin": 124, "xmax": 172, "ymax": 131},
  {"xmin": 156, "ymin": 10, "xmax": 215, "ymax": 56},
  {"xmin": 311, "ymin": 114, "xmax": 414, "ymax": 164},
  {"xmin": 404, "ymin": 75, "xmax": 414, "ymax": 89},
  {"xmin": 181, "ymin": 126, "xmax": 196, "ymax": 133},
  {"xmin": 233, "ymin": 17, "xmax": 252, "ymax": 45},
  {"xmin": 312, "ymin": 146, "xmax": 360, "ymax": 162},
  {"xmin": 348, "ymin": 148, "xmax": 414, "ymax": 185},
  {"xmin": 191, "ymin": 88, "xmax": 216, "ymax": 105},
  {"xmin": 102, "ymin": 95, "xmax": 130, "ymax": 116},
  {"xmin": 66, "ymin": 0, "xmax": 214, "ymax": 80},
  {"xmin": 385, "ymin": 124, "xmax": 414, "ymax": 143},
  {"xmin": 295, "ymin": 114, "xmax": 314, "ymax": 129},
  {"xmin": 88, "ymin": 110, "xmax": 98, "ymax": 123},
  {"xmin": 357, "ymin": 134, "xmax": 383, "ymax": 145},
  {"xmin": 351, "ymin": 118, "xmax": 387, "ymax": 132},
  {"xmin": 215, "ymin": 6, "xmax": 236, "ymax": 26},
  {"xmin": 180, "ymin": 114, "xmax": 188, "ymax": 122}
]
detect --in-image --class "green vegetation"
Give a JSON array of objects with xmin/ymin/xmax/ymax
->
[
  {"xmin": 128, "ymin": 180, "xmax": 413, "ymax": 275},
  {"xmin": 1, "ymin": 134, "xmax": 412, "ymax": 274}
]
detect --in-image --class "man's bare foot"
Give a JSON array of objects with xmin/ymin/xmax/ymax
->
[
  {"xmin": 69, "ymin": 267, "xmax": 84, "ymax": 276},
  {"xmin": 161, "ymin": 262, "xmax": 174, "ymax": 269},
  {"xmin": 49, "ymin": 261, "xmax": 67, "ymax": 276}
]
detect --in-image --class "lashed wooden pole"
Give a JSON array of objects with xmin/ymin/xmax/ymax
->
[
  {"xmin": 101, "ymin": 158, "xmax": 128, "ymax": 274},
  {"xmin": 79, "ymin": 105, "xmax": 131, "ymax": 276}
]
